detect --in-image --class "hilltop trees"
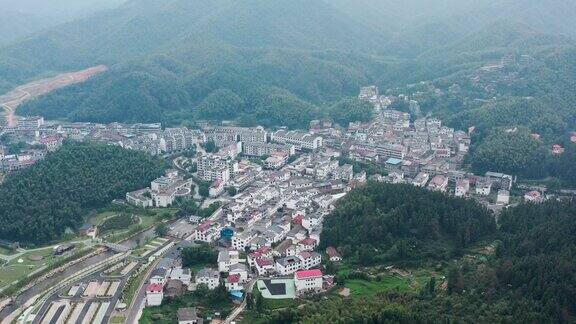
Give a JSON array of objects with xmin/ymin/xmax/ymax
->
[
  {"xmin": 320, "ymin": 182, "xmax": 496, "ymax": 266},
  {"xmin": 0, "ymin": 142, "xmax": 166, "ymax": 244}
]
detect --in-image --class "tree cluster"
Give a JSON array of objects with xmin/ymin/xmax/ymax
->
[{"xmin": 0, "ymin": 141, "xmax": 165, "ymax": 244}]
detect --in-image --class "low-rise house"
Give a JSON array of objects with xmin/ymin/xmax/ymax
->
[
  {"xmin": 326, "ymin": 247, "xmax": 342, "ymax": 262},
  {"xmin": 298, "ymin": 251, "xmax": 321, "ymax": 270},
  {"xmin": 229, "ymin": 263, "xmax": 249, "ymax": 282},
  {"xmin": 294, "ymin": 269, "xmax": 323, "ymax": 294},
  {"xmin": 248, "ymin": 246, "xmax": 273, "ymax": 267},
  {"xmin": 497, "ymin": 190, "xmax": 510, "ymax": 205},
  {"xmin": 195, "ymin": 268, "xmax": 220, "ymax": 290},
  {"xmin": 195, "ymin": 221, "xmax": 220, "ymax": 243},
  {"xmin": 146, "ymin": 283, "xmax": 164, "ymax": 306},
  {"xmin": 552, "ymin": 144, "xmax": 565, "ymax": 155},
  {"xmin": 168, "ymin": 267, "xmax": 192, "ymax": 286},
  {"xmin": 255, "ymin": 258, "xmax": 275, "ymax": 276},
  {"xmin": 218, "ymin": 250, "xmax": 242, "ymax": 272},
  {"xmin": 225, "ymin": 274, "xmax": 244, "ymax": 292},
  {"xmin": 177, "ymin": 307, "xmax": 203, "ymax": 324},
  {"xmin": 455, "ymin": 179, "xmax": 470, "ymax": 197},
  {"xmin": 276, "ymin": 255, "xmax": 302, "ymax": 275},
  {"xmin": 412, "ymin": 172, "xmax": 430, "ymax": 187},
  {"xmin": 475, "ymin": 180, "xmax": 492, "ymax": 196},
  {"xmin": 150, "ymin": 268, "xmax": 168, "ymax": 285},
  {"xmin": 297, "ymin": 238, "xmax": 317, "ymax": 251},
  {"xmin": 232, "ymin": 232, "xmax": 255, "ymax": 251},
  {"xmin": 428, "ymin": 175, "xmax": 448, "ymax": 192},
  {"xmin": 524, "ymin": 190, "xmax": 543, "ymax": 203}
]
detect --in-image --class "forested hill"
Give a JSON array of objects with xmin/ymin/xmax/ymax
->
[
  {"xmin": 0, "ymin": 142, "xmax": 165, "ymax": 244},
  {"xmin": 320, "ymin": 182, "xmax": 496, "ymax": 266},
  {"xmin": 5, "ymin": 0, "xmax": 576, "ymax": 127},
  {"xmin": 6, "ymin": 0, "xmax": 386, "ymax": 126},
  {"xmin": 261, "ymin": 191, "xmax": 576, "ymax": 323}
]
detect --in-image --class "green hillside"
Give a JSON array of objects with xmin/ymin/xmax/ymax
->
[{"xmin": 0, "ymin": 142, "xmax": 166, "ymax": 244}]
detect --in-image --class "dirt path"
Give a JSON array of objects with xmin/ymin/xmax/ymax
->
[{"xmin": 0, "ymin": 65, "xmax": 107, "ymax": 126}]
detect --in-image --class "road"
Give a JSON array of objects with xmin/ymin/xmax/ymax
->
[
  {"xmin": 0, "ymin": 65, "xmax": 107, "ymax": 126},
  {"xmin": 125, "ymin": 240, "xmax": 186, "ymax": 324},
  {"xmin": 225, "ymin": 280, "xmax": 257, "ymax": 324},
  {"xmin": 0, "ymin": 251, "xmax": 113, "ymax": 321}
]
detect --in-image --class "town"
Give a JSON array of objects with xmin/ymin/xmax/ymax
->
[{"xmin": 0, "ymin": 85, "xmax": 574, "ymax": 324}]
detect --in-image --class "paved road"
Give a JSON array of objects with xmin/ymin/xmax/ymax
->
[
  {"xmin": 125, "ymin": 240, "xmax": 183, "ymax": 324},
  {"xmin": 225, "ymin": 280, "xmax": 256, "ymax": 324}
]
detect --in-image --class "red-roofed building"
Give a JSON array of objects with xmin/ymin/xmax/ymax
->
[
  {"xmin": 292, "ymin": 214, "xmax": 304, "ymax": 225},
  {"xmin": 552, "ymin": 144, "xmax": 565, "ymax": 155},
  {"xmin": 326, "ymin": 247, "xmax": 342, "ymax": 262},
  {"xmin": 255, "ymin": 258, "xmax": 275, "ymax": 276},
  {"xmin": 226, "ymin": 274, "xmax": 243, "ymax": 291},
  {"xmin": 294, "ymin": 269, "xmax": 323, "ymax": 294},
  {"xmin": 298, "ymin": 237, "xmax": 317, "ymax": 251},
  {"xmin": 524, "ymin": 190, "xmax": 543, "ymax": 203},
  {"xmin": 146, "ymin": 283, "xmax": 164, "ymax": 306}
]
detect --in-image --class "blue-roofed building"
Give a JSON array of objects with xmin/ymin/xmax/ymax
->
[{"xmin": 385, "ymin": 158, "xmax": 403, "ymax": 165}]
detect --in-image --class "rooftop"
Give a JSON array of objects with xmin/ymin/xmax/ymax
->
[{"xmin": 295, "ymin": 269, "xmax": 322, "ymax": 280}]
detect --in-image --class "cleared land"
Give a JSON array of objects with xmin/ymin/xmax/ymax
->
[
  {"xmin": 0, "ymin": 65, "xmax": 107, "ymax": 126},
  {"xmin": 345, "ymin": 276, "xmax": 410, "ymax": 297}
]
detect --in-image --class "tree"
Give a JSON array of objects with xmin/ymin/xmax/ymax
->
[
  {"xmin": 204, "ymin": 140, "xmax": 218, "ymax": 153},
  {"xmin": 0, "ymin": 141, "xmax": 166, "ymax": 244},
  {"xmin": 199, "ymin": 183, "xmax": 210, "ymax": 198},
  {"xmin": 255, "ymin": 291, "xmax": 264, "ymax": 313},
  {"xmin": 181, "ymin": 244, "xmax": 218, "ymax": 267},
  {"xmin": 226, "ymin": 187, "xmax": 237, "ymax": 196},
  {"xmin": 447, "ymin": 265, "xmax": 464, "ymax": 294},
  {"xmin": 154, "ymin": 223, "xmax": 168, "ymax": 237},
  {"xmin": 246, "ymin": 292, "xmax": 254, "ymax": 310}
]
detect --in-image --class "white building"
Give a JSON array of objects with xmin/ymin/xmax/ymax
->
[
  {"xmin": 475, "ymin": 180, "xmax": 492, "ymax": 196},
  {"xmin": 232, "ymin": 232, "xmax": 255, "ymax": 251},
  {"xmin": 294, "ymin": 269, "xmax": 323, "ymax": 294},
  {"xmin": 497, "ymin": 190, "xmax": 510, "ymax": 205},
  {"xmin": 298, "ymin": 251, "xmax": 321, "ymax": 270},
  {"xmin": 229, "ymin": 263, "xmax": 249, "ymax": 282},
  {"xmin": 275, "ymin": 256, "xmax": 302, "ymax": 275},
  {"xmin": 168, "ymin": 267, "xmax": 192, "ymax": 286},
  {"xmin": 150, "ymin": 268, "xmax": 168, "ymax": 285},
  {"xmin": 218, "ymin": 250, "xmax": 242, "ymax": 272},
  {"xmin": 195, "ymin": 268, "xmax": 220, "ymax": 290},
  {"xmin": 428, "ymin": 175, "xmax": 448, "ymax": 192},
  {"xmin": 455, "ymin": 179, "xmax": 470, "ymax": 197},
  {"xmin": 225, "ymin": 274, "xmax": 244, "ymax": 292},
  {"xmin": 271, "ymin": 130, "xmax": 323, "ymax": 150},
  {"xmin": 146, "ymin": 283, "xmax": 164, "ymax": 306}
]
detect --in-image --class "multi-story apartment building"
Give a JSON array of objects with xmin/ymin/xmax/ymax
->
[{"xmin": 271, "ymin": 130, "xmax": 323, "ymax": 151}]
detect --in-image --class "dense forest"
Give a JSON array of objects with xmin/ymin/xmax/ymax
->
[
  {"xmin": 251, "ymin": 297, "xmax": 428, "ymax": 324},
  {"xmin": 320, "ymin": 182, "xmax": 496, "ymax": 266},
  {"xmin": 257, "ymin": 193, "xmax": 576, "ymax": 323},
  {"xmin": 3, "ymin": 0, "xmax": 576, "ymax": 132},
  {"xmin": 0, "ymin": 142, "xmax": 165, "ymax": 244}
]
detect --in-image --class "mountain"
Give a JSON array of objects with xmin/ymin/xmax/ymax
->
[
  {"xmin": 3, "ymin": 0, "xmax": 576, "ymax": 129},
  {"xmin": 5, "ymin": 0, "xmax": 390, "ymax": 126},
  {"xmin": 0, "ymin": 0, "xmax": 126, "ymax": 47}
]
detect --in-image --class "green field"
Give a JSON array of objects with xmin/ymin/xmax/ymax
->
[
  {"xmin": 0, "ymin": 247, "xmax": 55, "ymax": 289},
  {"xmin": 0, "ymin": 245, "xmax": 16, "ymax": 255},
  {"xmin": 345, "ymin": 276, "xmax": 410, "ymax": 297}
]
